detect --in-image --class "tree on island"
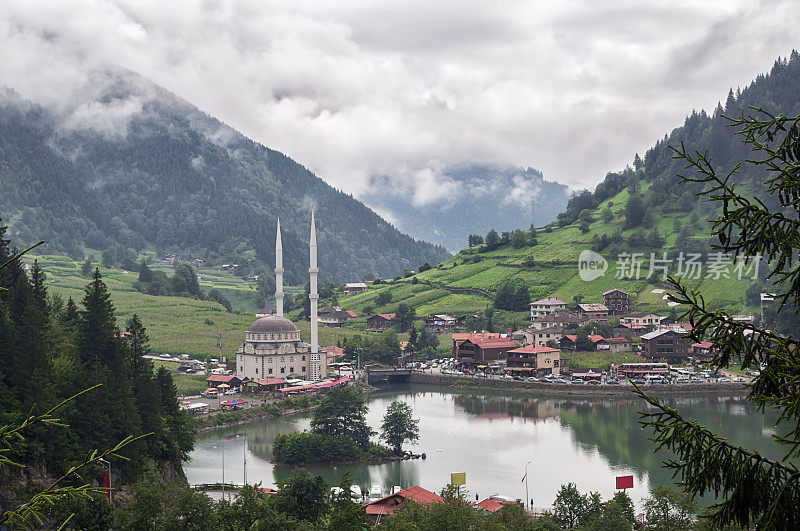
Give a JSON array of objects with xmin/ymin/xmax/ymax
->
[
  {"xmin": 311, "ymin": 386, "xmax": 374, "ymax": 451},
  {"xmin": 635, "ymin": 109, "xmax": 800, "ymax": 529},
  {"xmin": 380, "ymin": 401, "xmax": 420, "ymax": 455}
]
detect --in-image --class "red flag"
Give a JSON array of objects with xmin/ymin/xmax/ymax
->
[
  {"xmin": 521, "ymin": 472, "xmax": 527, "ymax": 483},
  {"xmin": 104, "ymin": 470, "xmax": 111, "ymax": 500},
  {"xmin": 616, "ymin": 475, "xmax": 633, "ymax": 490}
]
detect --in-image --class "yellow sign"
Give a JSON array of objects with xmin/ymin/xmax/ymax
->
[{"xmin": 450, "ymin": 472, "xmax": 466, "ymax": 486}]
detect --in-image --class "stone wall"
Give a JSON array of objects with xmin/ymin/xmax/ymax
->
[{"xmin": 408, "ymin": 372, "xmax": 748, "ymax": 397}]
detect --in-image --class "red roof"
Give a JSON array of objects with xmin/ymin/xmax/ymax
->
[
  {"xmin": 588, "ymin": 334, "xmax": 604, "ymax": 342},
  {"xmin": 470, "ymin": 338, "xmax": 518, "ymax": 349},
  {"xmin": 365, "ymin": 486, "xmax": 443, "ymax": 515},
  {"xmin": 619, "ymin": 323, "xmax": 648, "ymax": 329},
  {"xmin": 345, "ymin": 310, "xmax": 358, "ymax": 317},
  {"xmin": 508, "ymin": 345, "xmax": 560, "ymax": 354},
  {"xmin": 255, "ymin": 378, "xmax": 287, "ymax": 386},
  {"xmin": 321, "ymin": 345, "xmax": 345, "ymax": 357},
  {"xmin": 600, "ymin": 337, "xmax": 630, "ymax": 344},
  {"xmin": 476, "ymin": 498, "xmax": 515, "ymax": 512},
  {"xmin": 206, "ymin": 375, "xmax": 238, "ymax": 383},
  {"xmin": 602, "ymin": 288, "xmax": 628, "ymax": 296},
  {"xmin": 692, "ymin": 341, "xmax": 713, "ymax": 348},
  {"xmin": 278, "ymin": 384, "xmax": 317, "ymax": 393},
  {"xmin": 452, "ymin": 332, "xmax": 500, "ymax": 341},
  {"xmin": 563, "ymin": 334, "xmax": 577, "ymax": 342}
]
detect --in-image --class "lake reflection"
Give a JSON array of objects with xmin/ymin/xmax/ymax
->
[{"xmin": 185, "ymin": 385, "xmax": 781, "ymax": 509}]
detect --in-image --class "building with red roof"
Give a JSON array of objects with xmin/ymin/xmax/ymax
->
[
  {"xmin": 506, "ymin": 345, "xmax": 561, "ymax": 376},
  {"xmin": 475, "ymin": 498, "xmax": 519, "ymax": 513},
  {"xmin": 596, "ymin": 337, "xmax": 632, "ymax": 353},
  {"xmin": 691, "ymin": 341, "xmax": 714, "ymax": 359},
  {"xmin": 455, "ymin": 337, "xmax": 518, "ymax": 369},
  {"xmin": 364, "ymin": 486, "xmax": 443, "ymax": 520},
  {"xmin": 367, "ymin": 313, "xmax": 396, "ymax": 332},
  {"xmin": 205, "ymin": 375, "xmax": 242, "ymax": 388}
]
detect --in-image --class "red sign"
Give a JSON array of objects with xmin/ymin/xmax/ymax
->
[{"xmin": 616, "ymin": 475, "xmax": 634, "ymax": 490}]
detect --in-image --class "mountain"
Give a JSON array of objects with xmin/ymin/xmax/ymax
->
[
  {"xmin": 337, "ymin": 51, "xmax": 800, "ymax": 329},
  {"xmin": 0, "ymin": 69, "xmax": 450, "ymax": 285},
  {"xmin": 361, "ymin": 163, "xmax": 570, "ymax": 252}
]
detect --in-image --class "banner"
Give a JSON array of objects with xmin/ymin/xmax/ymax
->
[
  {"xmin": 451, "ymin": 472, "xmax": 466, "ymax": 486},
  {"xmin": 616, "ymin": 475, "xmax": 634, "ymax": 490}
]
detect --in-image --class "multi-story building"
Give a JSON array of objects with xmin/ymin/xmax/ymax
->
[
  {"xmin": 530, "ymin": 312, "xmax": 586, "ymax": 330},
  {"xmin": 578, "ymin": 303, "xmax": 609, "ymax": 321},
  {"xmin": 620, "ymin": 312, "xmax": 663, "ymax": 326},
  {"xmin": 455, "ymin": 337, "xmax": 517, "ymax": 369},
  {"xmin": 506, "ymin": 345, "xmax": 561, "ymax": 376},
  {"xmin": 602, "ymin": 289, "xmax": 630, "ymax": 315},
  {"xmin": 641, "ymin": 328, "xmax": 690, "ymax": 361},
  {"xmin": 529, "ymin": 297, "xmax": 568, "ymax": 319}
]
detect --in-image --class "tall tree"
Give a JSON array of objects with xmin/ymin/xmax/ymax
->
[
  {"xmin": 636, "ymin": 110, "xmax": 800, "ymax": 529},
  {"xmin": 380, "ymin": 400, "xmax": 419, "ymax": 455},
  {"xmin": 310, "ymin": 386, "xmax": 373, "ymax": 450}
]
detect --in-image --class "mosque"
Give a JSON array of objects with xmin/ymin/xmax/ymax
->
[{"xmin": 236, "ymin": 213, "xmax": 327, "ymax": 381}]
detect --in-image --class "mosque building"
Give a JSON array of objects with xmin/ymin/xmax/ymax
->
[{"xmin": 236, "ymin": 214, "xmax": 327, "ymax": 380}]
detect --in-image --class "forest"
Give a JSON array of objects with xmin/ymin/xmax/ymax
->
[{"xmin": 0, "ymin": 70, "xmax": 450, "ymax": 285}]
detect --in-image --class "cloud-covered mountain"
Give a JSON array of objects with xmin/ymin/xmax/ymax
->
[
  {"xmin": 0, "ymin": 69, "xmax": 449, "ymax": 283},
  {"xmin": 362, "ymin": 163, "xmax": 570, "ymax": 252}
]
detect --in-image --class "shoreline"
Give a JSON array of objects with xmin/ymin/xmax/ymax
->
[
  {"xmin": 271, "ymin": 453, "xmax": 423, "ymax": 469},
  {"xmin": 407, "ymin": 372, "xmax": 750, "ymax": 397}
]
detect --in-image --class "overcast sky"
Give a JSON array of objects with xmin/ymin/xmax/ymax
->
[{"xmin": 2, "ymin": 0, "xmax": 799, "ymax": 202}]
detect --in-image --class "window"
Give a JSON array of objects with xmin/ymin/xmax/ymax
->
[
  {"xmin": 302, "ymin": 367, "xmax": 306, "ymax": 372},
  {"xmin": 239, "ymin": 366, "xmax": 243, "ymax": 372},
  {"xmin": 290, "ymin": 356, "xmax": 294, "ymax": 362},
  {"xmin": 290, "ymin": 367, "xmax": 294, "ymax": 373},
  {"xmin": 268, "ymin": 368, "xmax": 273, "ymax": 374},
  {"xmin": 280, "ymin": 367, "xmax": 285, "ymax": 374},
  {"xmin": 280, "ymin": 356, "xmax": 285, "ymax": 362},
  {"xmin": 301, "ymin": 355, "xmax": 306, "ymax": 361},
  {"xmin": 255, "ymin": 368, "xmax": 258, "ymax": 374}
]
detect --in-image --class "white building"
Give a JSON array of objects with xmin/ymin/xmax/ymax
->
[
  {"xmin": 236, "ymin": 216, "xmax": 327, "ymax": 381},
  {"xmin": 529, "ymin": 297, "xmax": 568, "ymax": 319}
]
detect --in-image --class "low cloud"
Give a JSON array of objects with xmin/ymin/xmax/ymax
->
[{"xmin": 1, "ymin": 0, "xmax": 798, "ymax": 206}]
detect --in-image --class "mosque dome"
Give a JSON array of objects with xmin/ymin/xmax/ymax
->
[{"xmin": 246, "ymin": 315, "xmax": 299, "ymax": 334}]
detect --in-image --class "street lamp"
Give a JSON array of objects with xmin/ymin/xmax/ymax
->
[
  {"xmin": 98, "ymin": 458, "xmax": 111, "ymax": 501},
  {"xmin": 525, "ymin": 460, "xmax": 532, "ymax": 512}
]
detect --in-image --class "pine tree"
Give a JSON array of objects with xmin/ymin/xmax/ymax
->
[
  {"xmin": 29, "ymin": 260, "xmax": 47, "ymax": 314},
  {"xmin": 637, "ymin": 110, "xmax": 800, "ymax": 529}
]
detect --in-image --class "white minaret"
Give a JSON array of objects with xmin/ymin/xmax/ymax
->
[
  {"xmin": 308, "ymin": 211, "xmax": 321, "ymax": 379},
  {"xmin": 275, "ymin": 218, "xmax": 284, "ymax": 317}
]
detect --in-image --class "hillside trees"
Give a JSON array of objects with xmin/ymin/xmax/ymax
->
[
  {"xmin": 636, "ymin": 108, "xmax": 800, "ymax": 529},
  {"xmin": 493, "ymin": 279, "xmax": 530, "ymax": 311}
]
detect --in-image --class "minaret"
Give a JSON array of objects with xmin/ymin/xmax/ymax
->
[
  {"xmin": 308, "ymin": 211, "xmax": 321, "ymax": 379},
  {"xmin": 275, "ymin": 218, "xmax": 284, "ymax": 317}
]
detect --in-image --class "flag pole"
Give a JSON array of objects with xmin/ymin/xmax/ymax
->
[{"xmin": 524, "ymin": 460, "xmax": 532, "ymax": 512}]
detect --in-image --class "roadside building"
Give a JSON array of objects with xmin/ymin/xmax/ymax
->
[
  {"xmin": 205, "ymin": 375, "xmax": 243, "ymax": 389},
  {"xmin": 529, "ymin": 297, "xmax": 568, "ymax": 319},
  {"xmin": 641, "ymin": 328, "xmax": 690, "ymax": 361},
  {"xmin": 615, "ymin": 362, "xmax": 670, "ymax": 378},
  {"xmin": 423, "ymin": 314, "xmax": 458, "ymax": 333},
  {"xmin": 455, "ymin": 337, "xmax": 518, "ymax": 370},
  {"xmin": 475, "ymin": 498, "xmax": 520, "ymax": 513},
  {"xmin": 614, "ymin": 323, "xmax": 650, "ymax": 338},
  {"xmin": 510, "ymin": 328, "xmax": 535, "ymax": 346},
  {"xmin": 506, "ymin": 344, "xmax": 561, "ymax": 376},
  {"xmin": 236, "ymin": 315, "xmax": 326, "ymax": 380},
  {"xmin": 620, "ymin": 312, "xmax": 663, "ymax": 327},
  {"xmin": 577, "ymin": 303, "xmax": 609, "ymax": 321},
  {"xmin": 365, "ymin": 486, "xmax": 443, "ymax": 521},
  {"xmin": 530, "ymin": 312, "xmax": 586, "ymax": 330},
  {"xmin": 691, "ymin": 341, "xmax": 714, "ymax": 359},
  {"xmin": 451, "ymin": 332, "xmax": 501, "ymax": 355},
  {"xmin": 342, "ymin": 282, "xmax": 368, "ymax": 294},
  {"xmin": 243, "ymin": 377, "xmax": 288, "ymax": 394},
  {"xmin": 367, "ymin": 313, "xmax": 396, "ymax": 332},
  {"xmin": 533, "ymin": 326, "xmax": 565, "ymax": 346},
  {"xmin": 559, "ymin": 334, "xmax": 578, "ymax": 352},
  {"xmin": 595, "ymin": 337, "xmax": 632, "ymax": 353},
  {"xmin": 602, "ymin": 289, "xmax": 630, "ymax": 315}
]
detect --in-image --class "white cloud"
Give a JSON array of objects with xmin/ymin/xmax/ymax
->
[{"xmin": 1, "ymin": 0, "xmax": 798, "ymax": 202}]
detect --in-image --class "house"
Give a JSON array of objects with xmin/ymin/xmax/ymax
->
[
  {"xmin": 641, "ymin": 328, "xmax": 690, "ymax": 361},
  {"xmin": 243, "ymin": 377, "xmax": 288, "ymax": 394},
  {"xmin": 205, "ymin": 375, "xmax": 243, "ymax": 388},
  {"xmin": 510, "ymin": 328, "xmax": 535, "ymax": 346},
  {"xmin": 691, "ymin": 341, "xmax": 714, "ymax": 359},
  {"xmin": 451, "ymin": 332, "xmax": 501, "ymax": 355},
  {"xmin": 255, "ymin": 302, "xmax": 276, "ymax": 318},
  {"xmin": 423, "ymin": 314, "xmax": 458, "ymax": 333},
  {"xmin": 506, "ymin": 345, "xmax": 561, "ymax": 376},
  {"xmin": 577, "ymin": 303, "xmax": 609, "ymax": 321},
  {"xmin": 595, "ymin": 337, "xmax": 632, "ymax": 353},
  {"xmin": 529, "ymin": 297, "xmax": 568, "ymax": 318},
  {"xmin": 620, "ymin": 312, "xmax": 663, "ymax": 326},
  {"xmin": 364, "ymin": 486, "xmax": 443, "ymax": 521},
  {"xmin": 615, "ymin": 362, "xmax": 670, "ymax": 378},
  {"xmin": 455, "ymin": 337, "xmax": 518, "ymax": 369},
  {"xmin": 559, "ymin": 334, "xmax": 578, "ymax": 352},
  {"xmin": 614, "ymin": 323, "xmax": 650, "ymax": 338},
  {"xmin": 533, "ymin": 326, "xmax": 565, "ymax": 347},
  {"xmin": 342, "ymin": 282, "xmax": 368, "ymax": 294},
  {"xmin": 318, "ymin": 306, "xmax": 351, "ymax": 327},
  {"xmin": 530, "ymin": 312, "xmax": 586, "ymax": 330},
  {"xmin": 320, "ymin": 345, "xmax": 345, "ymax": 361},
  {"xmin": 602, "ymin": 289, "xmax": 630, "ymax": 315},
  {"xmin": 367, "ymin": 313, "xmax": 396, "ymax": 332}
]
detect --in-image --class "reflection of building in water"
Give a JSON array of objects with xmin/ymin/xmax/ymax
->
[{"xmin": 453, "ymin": 394, "xmax": 560, "ymax": 422}]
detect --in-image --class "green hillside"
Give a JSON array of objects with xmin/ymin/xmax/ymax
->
[{"xmin": 337, "ymin": 53, "xmax": 800, "ymax": 324}]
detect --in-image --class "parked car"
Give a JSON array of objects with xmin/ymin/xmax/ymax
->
[
  {"xmin": 733, "ymin": 377, "xmax": 747, "ymax": 382},
  {"xmin": 553, "ymin": 378, "xmax": 569, "ymax": 384},
  {"xmin": 631, "ymin": 379, "xmax": 646, "ymax": 385},
  {"xmin": 746, "ymin": 370, "xmax": 761, "ymax": 377},
  {"xmin": 586, "ymin": 380, "xmax": 601, "ymax": 385},
  {"xmin": 571, "ymin": 379, "xmax": 585, "ymax": 385},
  {"xmin": 527, "ymin": 377, "xmax": 540, "ymax": 382},
  {"xmin": 717, "ymin": 377, "xmax": 731, "ymax": 383}
]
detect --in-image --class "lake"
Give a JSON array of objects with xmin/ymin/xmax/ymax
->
[{"xmin": 185, "ymin": 384, "xmax": 780, "ymax": 509}]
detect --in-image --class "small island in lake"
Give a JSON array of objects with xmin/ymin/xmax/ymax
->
[{"xmin": 272, "ymin": 386, "xmax": 420, "ymax": 466}]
